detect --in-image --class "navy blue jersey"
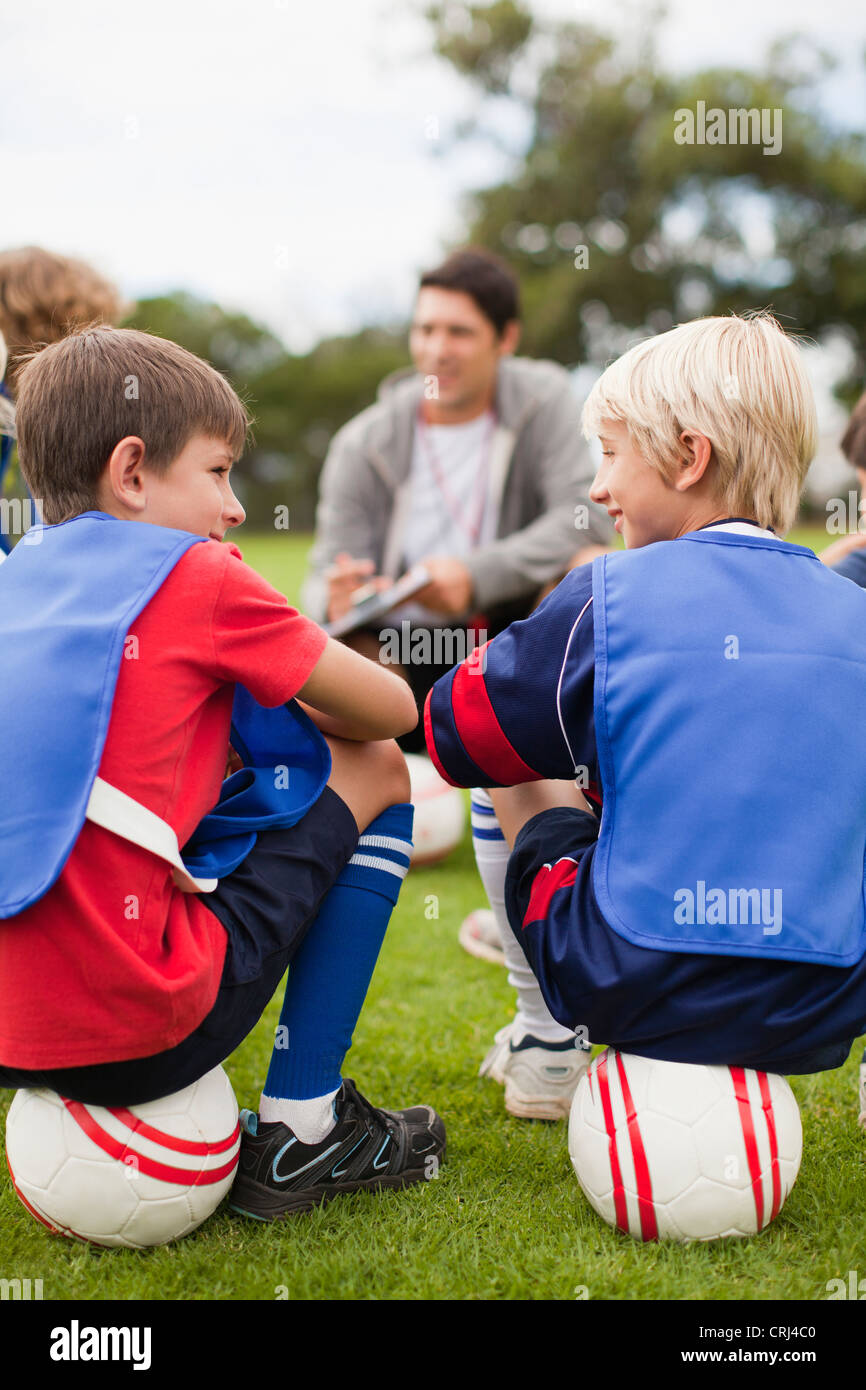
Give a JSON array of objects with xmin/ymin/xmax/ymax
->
[{"xmin": 425, "ymin": 530, "xmax": 866, "ymax": 1068}]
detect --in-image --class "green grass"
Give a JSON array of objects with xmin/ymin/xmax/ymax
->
[{"xmin": 1, "ymin": 525, "xmax": 861, "ymax": 1302}]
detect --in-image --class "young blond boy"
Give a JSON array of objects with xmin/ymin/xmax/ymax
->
[
  {"xmin": 426, "ymin": 313, "xmax": 866, "ymax": 1077},
  {"xmin": 0, "ymin": 326, "xmax": 444, "ymax": 1220}
]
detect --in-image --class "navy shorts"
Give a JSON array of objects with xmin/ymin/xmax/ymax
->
[
  {"xmin": 0, "ymin": 786, "xmax": 358, "ymax": 1105},
  {"xmin": 505, "ymin": 806, "xmax": 866, "ymax": 1075}
]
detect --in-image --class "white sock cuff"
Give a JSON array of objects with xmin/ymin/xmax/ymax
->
[{"xmin": 259, "ymin": 1087, "xmax": 340, "ymax": 1144}]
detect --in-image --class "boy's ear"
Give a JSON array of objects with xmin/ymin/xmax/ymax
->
[
  {"xmin": 675, "ymin": 429, "xmax": 713, "ymax": 491},
  {"xmin": 102, "ymin": 436, "xmax": 149, "ymax": 515}
]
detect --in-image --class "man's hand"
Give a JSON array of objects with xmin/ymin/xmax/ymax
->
[
  {"xmin": 414, "ymin": 555, "xmax": 474, "ymax": 616},
  {"xmin": 326, "ymin": 552, "xmax": 392, "ymax": 623},
  {"xmin": 820, "ymin": 532, "xmax": 866, "ymax": 568}
]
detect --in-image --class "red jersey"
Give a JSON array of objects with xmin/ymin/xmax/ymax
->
[{"xmin": 0, "ymin": 540, "xmax": 327, "ymax": 1068}]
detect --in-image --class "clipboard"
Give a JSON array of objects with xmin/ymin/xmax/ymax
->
[{"xmin": 323, "ymin": 564, "xmax": 432, "ymax": 638}]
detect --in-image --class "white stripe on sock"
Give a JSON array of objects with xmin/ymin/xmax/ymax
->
[
  {"xmin": 357, "ymin": 834, "xmax": 413, "ymax": 856},
  {"xmin": 347, "ymin": 852, "xmax": 410, "ymax": 880}
]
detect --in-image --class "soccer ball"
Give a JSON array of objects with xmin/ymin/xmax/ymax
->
[
  {"xmin": 406, "ymin": 753, "xmax": 466, "ymax": 866},
  {"xmin": 568, "ymin": 1049, "xmax": 802, "ymax": 1242},
  {"xmin": 4, "ymin": 1065, "xmax": 241, "ymax": 1249}
]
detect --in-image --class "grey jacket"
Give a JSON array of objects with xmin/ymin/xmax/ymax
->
[{"xmin": 301, "ymin": 355, "xmax": 612, "ymax": 622}]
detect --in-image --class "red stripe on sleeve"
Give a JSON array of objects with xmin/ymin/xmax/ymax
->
[
  {"xmin": 423, "ymin": 689, "xmax": 462, "ymax": 788},
  {"xmin": 450, "ymin": 645, "xmax": 540, "ymax": 786}
]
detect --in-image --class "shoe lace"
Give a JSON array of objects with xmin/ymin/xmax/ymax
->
[{"xmin": 343, "ymin": 1078, "xmax": 398, "ymax": 1143}]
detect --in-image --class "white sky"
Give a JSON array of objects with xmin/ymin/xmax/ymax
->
[{"xmin": 1, "ymin": 0, "xmax": 864, "ymax": 351}]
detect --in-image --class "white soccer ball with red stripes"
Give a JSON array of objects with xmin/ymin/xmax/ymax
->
[
  {"xmin": 4, "ymin": 1065, "xmax": 240, "ymax": 1249},
  {"xmin": 406, "ymin": 754, "xmax": 467, "ymax": 866},
  {"xmin": 568, "ymin": 1049, "xmax": 802, "ymax": 1242}
]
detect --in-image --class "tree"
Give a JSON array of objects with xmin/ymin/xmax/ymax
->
[
  {"xmin": 236, "ymin": 325, "xmax": 408, "ymax": 530},
  {"xmin": 425, "ymin": 3, "xmax": 866, "ymax": 401}
]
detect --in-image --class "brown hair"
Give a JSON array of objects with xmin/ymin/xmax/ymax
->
[
  {"xmin": 0, "ymin": 247, "xmax": 126, "ymax": 395},
  {"xmin": 15, "ymin": 326, "xmax": 250, "ymax": 524},
  {"xmin": 419, "ymin": 247, "xmax": 520, "ymax": 335},
  {"xmin": 841, "ymin": 390, "xmax": 866, "ymax": 472}
]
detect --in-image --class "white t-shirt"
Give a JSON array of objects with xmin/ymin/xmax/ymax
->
[{"xmin": 394, "ymin": 410, "xmax": 499, "ymax": 625}]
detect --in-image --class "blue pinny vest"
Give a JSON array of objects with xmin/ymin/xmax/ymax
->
[
  {"xmin": 0, "ymin": 513, "xmax": 330, "ymax": 917},
  {"xmin": 590, "ymin": 530, "xmax": 866, "ymax": 965}
]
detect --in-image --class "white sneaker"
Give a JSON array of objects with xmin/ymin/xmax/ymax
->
[
  {"xmin": 479, "ymin": 1020, "xmax": 591, "ymax": 1120},
  {"xmin": 458, "ymin": 908, "xmax": 506, "ymax": 966}
]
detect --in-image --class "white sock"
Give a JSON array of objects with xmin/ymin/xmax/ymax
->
[
  {"xmin": 259, "ymin": 1086, "xmax": 340, "ymax": 1144},
  {"xmin": 471, "ymin": 788, "xmax": 576, "ymax": 1045}
]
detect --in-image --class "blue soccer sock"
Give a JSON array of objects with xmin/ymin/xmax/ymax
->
[{"xmin": 259, "ymin": 803, "xmax": 413, "ymax": 1142}]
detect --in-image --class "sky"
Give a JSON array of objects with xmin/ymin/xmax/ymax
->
[{"xmin": 1, "ymin": 0, "xmax": 864, "ymax": 354}]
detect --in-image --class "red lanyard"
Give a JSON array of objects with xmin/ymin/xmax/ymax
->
[{"xmin": 415, "ymin": 406, "xmax": 496, "ymax": 548}]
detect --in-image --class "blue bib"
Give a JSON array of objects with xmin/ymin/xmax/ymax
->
[
  {"xmin": 591, "ymin": 531, "xmax": 866, "ymax": 965},
  {"xmin": 0, "ymin": 513, "xmax": 330, "ymax": 917}
]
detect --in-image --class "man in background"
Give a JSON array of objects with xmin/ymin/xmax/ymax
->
[{"xmin": 301, "ymin": 246, "xmax": 611, "ymax": 740}]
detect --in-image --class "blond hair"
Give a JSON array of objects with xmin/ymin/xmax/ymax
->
[{"xmin": 582, "ymin": 313, "xmax": 817, "ymax": 534}]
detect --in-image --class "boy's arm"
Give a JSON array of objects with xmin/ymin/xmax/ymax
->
[
  {"xmin": 208, "ymin": 546, "xmax": 416, "ymax": 741},
  {"xmin": 425, "ymin": 565, "xmax": 597, "ymax": 789},
  {"xmin": 296, "ymin": 638, "xmax": 418, "ymax": 741}
]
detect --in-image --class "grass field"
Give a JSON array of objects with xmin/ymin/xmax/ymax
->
[{"xmin": 2, "ymin": 525, "xmax": 863, "ymax": 1303}]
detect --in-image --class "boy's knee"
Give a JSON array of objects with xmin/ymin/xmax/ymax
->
[
  {"xmin": 375, "ymin": 738, "xmax": 411, "ymax": 807},
  {"xmin": 326, "ymin": 736, "xmax": 411, "ymax": 830}
]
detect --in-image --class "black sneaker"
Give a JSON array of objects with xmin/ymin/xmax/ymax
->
[{"xmin": 228, "ymin": 1078, "xmax": 446, "ymax": 1220}]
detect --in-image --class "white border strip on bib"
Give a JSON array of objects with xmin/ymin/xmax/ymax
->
[{"xmin": 85, "ymin": 777, "xmax": 218, "ymax": 894}]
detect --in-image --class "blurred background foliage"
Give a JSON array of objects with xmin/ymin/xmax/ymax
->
[
  {"xmin": 124, "ymin": 294, "xmax": 407, "ymax": 529},
  {"xmin": 88, "ymin": 4, "xmax": 866, "ymax": 528},
  {"xmin": 426, "ymin": 2, "xmax": 866, "ymax": 380}
]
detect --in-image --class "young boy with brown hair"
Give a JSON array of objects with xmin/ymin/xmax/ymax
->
[{"xmin": 0, "ymin": 325, "xmax": 444, "ymax": 1220}]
